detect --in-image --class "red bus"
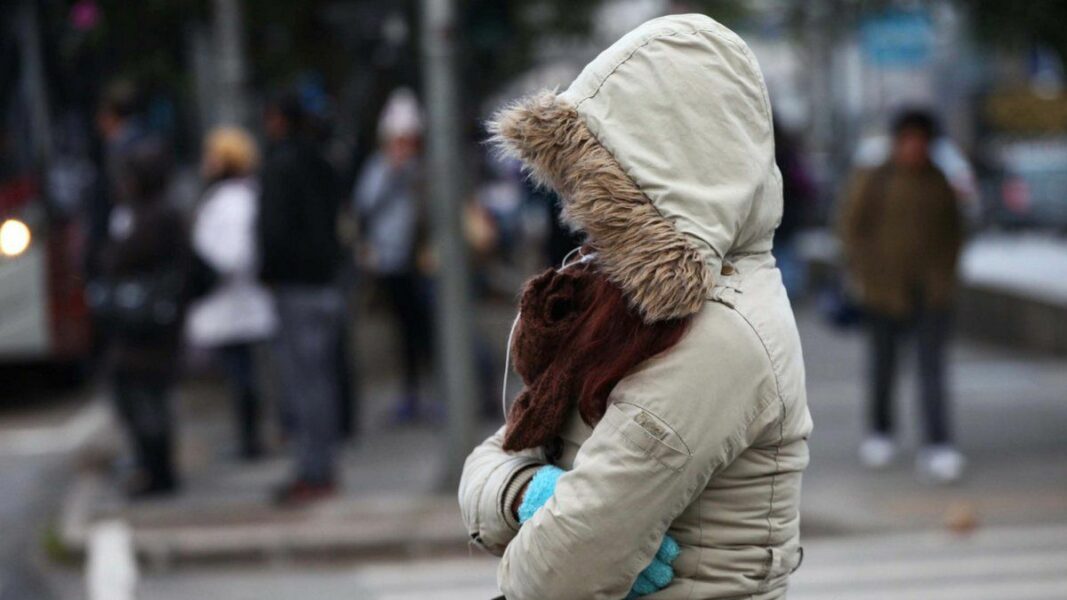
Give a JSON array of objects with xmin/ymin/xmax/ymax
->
[{"xmin": 0, "ymin": 5, "xmax": 92, "ymax": 366}]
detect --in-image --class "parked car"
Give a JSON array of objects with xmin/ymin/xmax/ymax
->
[{"xmin": 983, "ymin": 138, "xmax": 1067, "ymax": 231}]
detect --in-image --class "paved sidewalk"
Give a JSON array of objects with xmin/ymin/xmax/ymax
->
[
  {"xmin": 60, "ymin": 302, "xmax": 516, "ymax": 564},
  {"xmin": 797, "ymin": 309, "xmax": 1067, "ymax": 535},
  {"xmin": 959, "ymin": 232, "xmax": 1067, "ymax": 305}
]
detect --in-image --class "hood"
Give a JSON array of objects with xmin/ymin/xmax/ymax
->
[{"xmin": 490, "ymin": 14, "xmax": 782, "ymax": 322}]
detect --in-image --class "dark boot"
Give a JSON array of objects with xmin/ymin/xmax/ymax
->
[
  {"xmin": 128, "ymin": 434, "xmax": 177, "ymax": 498},
  {"xmin": 238, "ymin": 389, "xmax": 263, "ymax": 460}
]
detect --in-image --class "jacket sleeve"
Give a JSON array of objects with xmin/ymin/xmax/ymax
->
[
  {"xmin": 353, "ymin": 154, "xmax": 383, "ymax": 216},
  {"xmin": 932, "ymin": 171, "xmax": 964, "ymax": 274},
  {"xmin": 496, "ymin": 308, "xmax": 778, "ymax": 600},
  {"xmin": 458, "ymin": 426, "xmax": 546, "ymax": 556},
  {"xmin": 256, "ymin": 156, "xmax": 291, "ymax": 280},
  {"xmin": 837, "ymin": 168, "xmax": 873, "ymax": 279}
]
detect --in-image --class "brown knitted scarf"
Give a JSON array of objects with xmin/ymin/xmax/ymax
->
[{"xmin": 502, "ymin": 263, "xmax": 690, "ymax": 452}]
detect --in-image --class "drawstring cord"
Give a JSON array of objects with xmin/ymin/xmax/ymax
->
[
  {"xmin": 560, "ymin": 246, "xmax": 583, "ymax": 269},
  {"xmin": 502, "ymin": 310, "xmax": 521, "ymax": 420},
  {"xmin": 501, "ymin": 247, "xmax": 595, "ymax": 421}
]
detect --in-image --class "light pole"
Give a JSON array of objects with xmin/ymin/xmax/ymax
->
[
  {"xmin": 420, "ymin": 0, "xmax": 479, "ymax": 489},
  {"xmin": 212, "ymin": 0, "xmax": 250, "ymax": 127},
  {"xmin": 15, "ymin": 0, "xmax": 52, "ymax": 168}
]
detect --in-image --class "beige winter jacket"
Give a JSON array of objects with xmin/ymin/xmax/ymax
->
[{"xmin": 459, "ymin": 14, "xmax": 812, "ymax": 600}]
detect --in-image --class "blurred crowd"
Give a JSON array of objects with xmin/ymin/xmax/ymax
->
[
  {"xmin": 53, "ymin": 0, "xmax": 1053, "ymax": 509},
  {"xmin": 84, "ymin": 72, "xmax": 975, "ymax": 507},
  {"xmin": 83, "ymin": 80, "xmax": 577, "ymax": 505}
]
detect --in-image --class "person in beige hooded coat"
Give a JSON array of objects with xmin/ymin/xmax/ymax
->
[{"xmin": 459, "ymin": 14, "xmax": 812, "ymax": 600}]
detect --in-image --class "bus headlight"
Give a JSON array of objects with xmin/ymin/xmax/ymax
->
[{"xmin": 0, "ymin": 219, "xmax": 32, "ymax": 257}]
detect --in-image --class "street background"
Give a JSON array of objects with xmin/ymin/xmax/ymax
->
[{"xmin": 1, "ymin": 1, "xmax": 1066, "ymax": 599}]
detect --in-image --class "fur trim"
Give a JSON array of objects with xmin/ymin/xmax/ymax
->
[{"xmin": 489, "ymin": 91, "xmax": 713, "ymax": 322}]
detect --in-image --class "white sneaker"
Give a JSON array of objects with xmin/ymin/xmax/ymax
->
[
  {"xmin": 859, "ymin": 435, "xmax": 897, "ymax": 469},
  {"xmin": 917, "ymin": 446, "xmax": 966, "ymax": 484}
]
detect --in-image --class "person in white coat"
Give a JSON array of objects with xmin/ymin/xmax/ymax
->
[{"xmin": 187, "ymin": 128, "xmax": 277, "ymax": 459}]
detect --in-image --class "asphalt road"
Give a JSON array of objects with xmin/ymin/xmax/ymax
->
[
  {"xmin": 0, "ymin": 370, "xmax": 94, "ymax": 600},
  {"xmin": 0, "ymin": 454, "xmax": 63, "ymax": 600}
]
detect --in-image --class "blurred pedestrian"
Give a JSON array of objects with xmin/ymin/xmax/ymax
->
[
  {"xmin": 257, "ymin": 92, "xmax": 344, "ymax": 505},
  {"xmin": 353, "ymin": 88, "xmax": 434, "ymax": 423},
  {"xmin": 186, "ymin": 128, "xmax": 276, "ymax": 461},
  {"xmin": 97, "ymin": 138, "xmax": 188, "ymax": 498},
  {"xmin": 533, "ymin": 182, "xmax": 583, "ymax": 268},
  {"xmin": 88, "ymin": 80, "xmax": 147, "ymax": 279},
  {"xmin": 773, "ymin": 120, "xmax": 816, "ymax": 299},
  {"xmin": 839, "ymin": 109, "xmax": 966, "ymax": 483}
]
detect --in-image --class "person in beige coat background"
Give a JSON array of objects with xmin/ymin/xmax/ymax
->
[{"xmin": 459, "ymin": 14, "xmax": 812, "ymax": 600}]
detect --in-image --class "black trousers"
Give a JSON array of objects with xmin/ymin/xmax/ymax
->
[
  {"xmin": 112, "ymin": 372, "xmax": 176, "ymax": 487},
  {"xmin": 867, "ymin": 307, "xmax": 952, "ymax": 445},
  {"xmin": 335, "ymin": 317, "xmax": 359, "ymax": 439},
  {"xmin": 380, "ymin": 272, "xmax": 434, "ymax": 397},
  {"xmin": 218, "ymin": 343, "xmax": 261, "ymax": 456}
]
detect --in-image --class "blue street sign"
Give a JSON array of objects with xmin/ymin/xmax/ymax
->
[{"xmin": 861, "ymin": 9, "xmax": 934, "ymax": 68}]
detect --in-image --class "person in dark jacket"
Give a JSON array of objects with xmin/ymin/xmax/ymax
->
[
  {"xmin": 257, "ymin": 93, "xmax": 344, "ymax": 505},
  {"xmin": 89, "ymin": 81, "xmax": 148, "ymax": 279},
  {"xmin": 100, "ymin": 138, "xmax": 188, "ymax": 497},
  {"xmin": 839, "ymin": 109, "xmax": 966, "ymax": 483},
  {"xmin": 773, "ymin": 120, "xmax": 816, "ymax": 299}
]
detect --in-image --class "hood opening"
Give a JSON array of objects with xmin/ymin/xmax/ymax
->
[
  {"xmin": 489, "ymin": 14, "xmax": 781, "ymax": 324},
  {"xmin": 490, "ymin": 91, "xmax": 713, "ymax": 323}
]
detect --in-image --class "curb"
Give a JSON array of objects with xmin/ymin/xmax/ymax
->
[
  {"xmin": 59, "ymin": 475, "xmax": 470, "ymax": 567},
  {"xmin": 957, "ymin": 283, "xmax": 1067, "ymax": 355}
]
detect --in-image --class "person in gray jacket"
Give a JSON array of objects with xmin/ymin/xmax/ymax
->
[
  {"xmin": 353, "ymin": 88, "xmax": 433, "ymax": 422},
  {"xmin": 459, "ymin": 14, "xmax": 812, "ymax": 599}
]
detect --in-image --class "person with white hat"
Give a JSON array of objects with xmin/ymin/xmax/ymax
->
[{"xmin": 353, "ymin": 88, "xmax": 435, "ymax": 423}]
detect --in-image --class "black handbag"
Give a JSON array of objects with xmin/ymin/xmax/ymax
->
[
  {"xmin": 817, "ymin": 279, "xmax": 866, "ymax": 329},
  {"xmin": 87, "ymin": 269, "xmax": 185, "ymax": 338}
]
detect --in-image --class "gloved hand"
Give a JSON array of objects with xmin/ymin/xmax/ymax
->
[
  {"xmin": 517, "ymin": 465, "xmax": 564, "ymax": 524},
  {"xmin": 626, "ymin": 535, "xmax": 680, "ymax": 598},
  {"xmin": 517, "ymin": 465, "xmax": 680, "ymax": 598}
]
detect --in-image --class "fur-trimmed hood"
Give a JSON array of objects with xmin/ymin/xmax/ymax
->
[{"xmin": 490, "ymin": 14, "xmax": 782, "ymax": 322}]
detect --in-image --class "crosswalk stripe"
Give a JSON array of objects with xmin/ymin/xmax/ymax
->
[
  {"xmin": 790, "ymin": 525, "xmax": 1067, "ymax": 600},
  {"xmin": 791, "ymin": 576, "xmax": 1067, "ymax": 600},
  {"xmin": 796, "ymin": 549, "xmax": 1067, "ymax": 586},
  {"xmin": 377, "ymin": 587, "xmax": 501, "ymax": 600},
  {"xmin": 350, "ymin": 525, "xmax": 1067, "ymax": 599},
  {"xmin": 798, "ymin": 524, "xmax": 1067, "ymax": 559}
]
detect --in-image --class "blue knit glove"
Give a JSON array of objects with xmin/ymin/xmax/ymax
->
[
  {"xmin": 626, "ymin": 535, "xmax": 680, "ymax": 598},
  {"xmin": 517, "ymin": 465, "xmax": 565, "ymax": 523},
  {"xmin": 516, "ymin": 465, "xmax": 680, "ymax": 597}
]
